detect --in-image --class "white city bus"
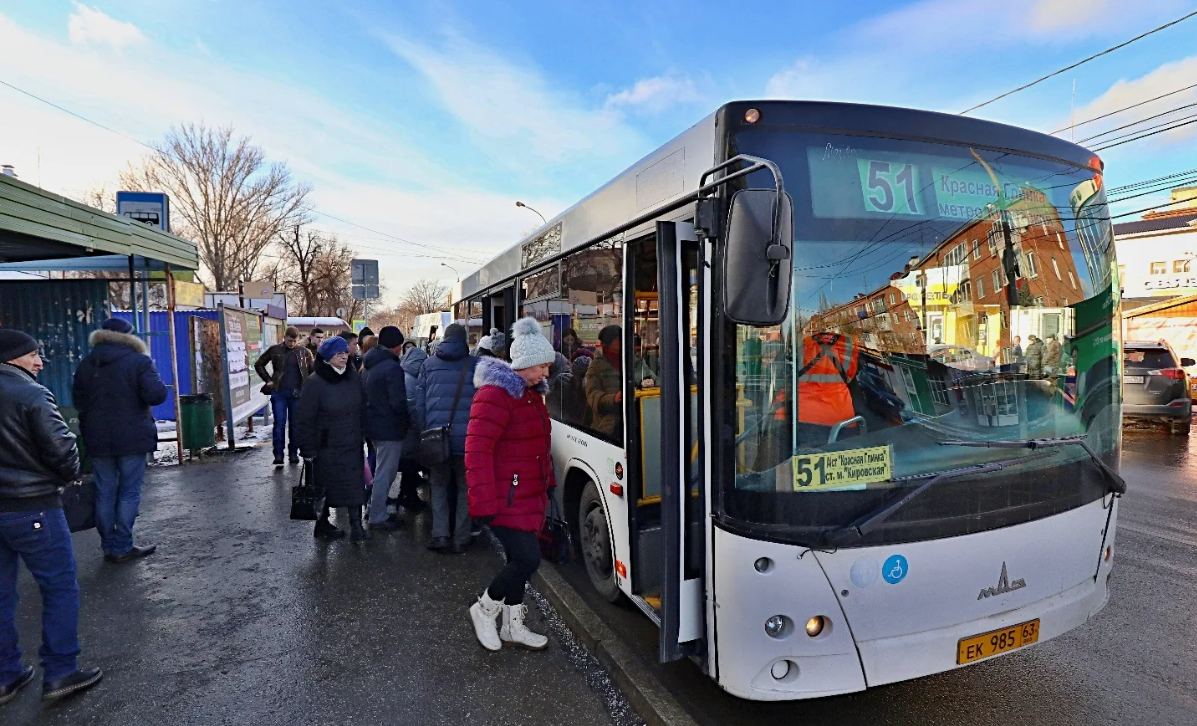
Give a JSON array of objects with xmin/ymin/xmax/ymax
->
[{"xmin": 453, "ymin": 101, "xmax": 1123, "ymax": 700}]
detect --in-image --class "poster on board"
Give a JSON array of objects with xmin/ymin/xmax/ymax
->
[{"xmin": 219, "ymin": 304, "xmax": 270, "ymax": 445}]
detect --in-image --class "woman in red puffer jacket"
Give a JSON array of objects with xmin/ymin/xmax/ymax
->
[{"xmin": 466, "ymin": 317, "xmax": 557, "ymax": 653}]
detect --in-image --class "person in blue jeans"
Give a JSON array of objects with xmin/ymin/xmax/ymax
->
[
  {"xmin": 0, "ymin": 329, "xmax": 102, "ymax": 703},
  {"xmin": 254, "ymin": 326, "xmax": 315, "ymax": 467},
  {"xmin": 72, "ymin": 318, "xmax": 167, "ymax": 563}
]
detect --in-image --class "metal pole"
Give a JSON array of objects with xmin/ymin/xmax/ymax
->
[
  {"xmin": 128, "ymin": 256, "xmax": 140, "ymax": 334},
  {"xmin": 165, "ymin": 264, "xmax": 184, "ymax": 465}
]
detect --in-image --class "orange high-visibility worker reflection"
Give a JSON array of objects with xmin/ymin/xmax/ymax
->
[{"xmin": 796, "ymin": 332, "xmax": 859, "ymax": 426}]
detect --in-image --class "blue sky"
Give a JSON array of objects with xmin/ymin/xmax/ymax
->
[{"xmin": 1, "ymin": 0, "xmax": 1195, "ymax": 299}]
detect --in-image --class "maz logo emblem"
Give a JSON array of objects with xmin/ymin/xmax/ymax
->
[{"xmin": 977, "ymin": 562, "xmax": 1026, "ymax": 600}]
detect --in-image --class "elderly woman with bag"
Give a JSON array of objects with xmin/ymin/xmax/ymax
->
[
  {"xmin": 295, "ymin": 336, "xmax": 371, "ymax": 542},
  {"xmin": 466, "ymin": 317, "xmax": 556, "ymax": 652}
]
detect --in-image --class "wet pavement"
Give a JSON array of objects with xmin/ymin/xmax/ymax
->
[
  {"xmin": 7, "ymin": 445, "xmax": 639, "ymax": 726},
  {"xmin": 558, "ymin": 422, "xmax": 1197, "ymax": 726}
]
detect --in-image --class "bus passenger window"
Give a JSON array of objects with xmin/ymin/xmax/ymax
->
[{"xmin": 520, "ymin": 239, "xmax": 622, "ymax": 441}]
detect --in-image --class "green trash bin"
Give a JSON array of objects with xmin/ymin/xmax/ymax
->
[{"xmin": 179, "ymin": 394, "xmax": 216, "ymax": 451}]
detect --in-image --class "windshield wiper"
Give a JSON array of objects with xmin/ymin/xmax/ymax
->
[
  {"xmin": 823, "ymin": 451, "xmax": 1059, "ymax": 547},
  {"xmin": 937, "ymin": 434, "xmax": 1126, "ymax": 496}
]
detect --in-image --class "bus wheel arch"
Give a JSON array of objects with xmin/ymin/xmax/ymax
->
[{"xmin": 567, "ymin": 468, "xmax": 622, "ymax": 603}]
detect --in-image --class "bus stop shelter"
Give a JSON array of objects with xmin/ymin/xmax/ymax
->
[{"xmin": 0, "ymin": 172, "xmax": 200, "ymax": 458}]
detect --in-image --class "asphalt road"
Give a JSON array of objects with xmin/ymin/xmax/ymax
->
[
  {"xmin": 558, "ymin": 421, "xmax": 1197, "ymax": 726},
  {"xmin": 8, "ymin": 445, "xmax": 640, "ymax": 726}
]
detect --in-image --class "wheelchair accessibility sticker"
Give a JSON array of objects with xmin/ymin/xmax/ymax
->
[{"xmin": 882, "ymin": 554, "xmax": 908, "ymax": 585}]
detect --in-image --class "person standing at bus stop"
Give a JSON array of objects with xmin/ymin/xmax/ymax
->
[
  {"xmin": 362, "ymin": 326, "xmax": 410, "ymax": 531},
  {"xmin": 415, "ymin": 324, "xmax": 477, "ymax": 553},
  {"xmin": 254, "ymin": 326, "xmax": 315, "ymax": 467},
  {"xmin": 466, "ymin": 317, "xmax": 556, "ymax": 652},
  {"xmin": 0, "ymin": 330, "xmax": 103, "ymax": 703},
  {"xmin": 72, "ymin": 318, "xmax": 166, "ymax": 563}
]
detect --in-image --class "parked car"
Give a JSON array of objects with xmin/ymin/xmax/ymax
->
[
  {"xmin": 928, "ymin": 344, "xmax": 994, "ymax": 372},
  {"xmin": 1122, "ymin": 340, "xmax": 1194, "ymax": 436}
]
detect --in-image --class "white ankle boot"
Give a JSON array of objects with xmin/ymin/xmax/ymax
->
[
  {"xmin": 500, "ymin": 603, "xmax": 549, "ymax": 651},
  {"xmin": 469, "ymin": 592, "xmax": 503, "ymax": 651}
]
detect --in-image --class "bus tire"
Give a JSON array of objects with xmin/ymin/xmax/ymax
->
[{"xmin": 579, "ymin": 482, "xmax": 621, "ymax": 602}]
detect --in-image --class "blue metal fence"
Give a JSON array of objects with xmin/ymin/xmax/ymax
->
[
  {"xmin": 0, "ymin": 280, "xmax": 111, "ymax": 408},
  {"xmin": 114, "ymin": 310, "xmax": 220, "ymax": 420}
]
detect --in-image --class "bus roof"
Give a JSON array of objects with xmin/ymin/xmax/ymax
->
[{"xmin": 457, "ymin": 100, "xmax": 1099, "ymax": 303}]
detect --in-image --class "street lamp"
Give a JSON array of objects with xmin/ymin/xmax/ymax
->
[
  {"xmin": 515, "ymin": 201, "xmax": 547, "ymax": 226},
  {"xmin": 441, "ymin": 262, "xmax": 460, "ymax": 281}
]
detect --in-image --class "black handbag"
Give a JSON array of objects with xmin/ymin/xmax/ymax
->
[
  {"xmin": 62, "ymin": 480, "xmax": 96, "ymax": 533},
  {"xmin": 537, "ymin": 496, "xmax": 572, "ymax": 565},
  {"xmin": 290, "ymin": 460, "xmax": 326, "ymax": 521},
  {"xmin": 418, "ymin": 362, "xmax": 469, "ymax": 466}
]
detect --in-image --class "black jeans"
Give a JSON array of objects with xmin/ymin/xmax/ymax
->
[{"xmin": 486, "ymin": 526, "xmax": 541, "ymax": 605}]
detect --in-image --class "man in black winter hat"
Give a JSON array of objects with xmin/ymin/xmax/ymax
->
[{"xmin": 0, "ymin": 330, "xmax": 103, "ymax": 703}]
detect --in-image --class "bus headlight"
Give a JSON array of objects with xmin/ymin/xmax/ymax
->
[
  {"xmin": 764, "ymin": 615, "xmax": 787, "ymax": 638},
  {"xmin": 805, "ymin": 616, "xmax": 826, "ymax": 637}
]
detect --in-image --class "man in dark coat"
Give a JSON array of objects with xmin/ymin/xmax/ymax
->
[
  {"xmin": 72, "ymin": 318, "xmax": 167, "ymax": 563},
  {"xmin": 361, "ymin": 326, "xmax": 410, "ymax": 531},
  {"xmin": 414, "ymin": 323, "xmax": 478, "ymax": 553},
  {"xmin": 398, "ymin": 346, "xmax": 428, "ymax": 512},
  {"xmin": 296, "ymin": 336, "xmax": 370, "ymax": 541},
  {"xmin": 0, "ymin": 330, "xmax": 103, "ymax": 702},
  {"xmin": 254, "ymin": 326, "xmax": 314, "ymax": 467}
]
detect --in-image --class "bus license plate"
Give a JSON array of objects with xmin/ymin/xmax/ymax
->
[
  {"xmin": 957, "ymin": 619, "xmax": 1040, "ymax": 664},
  {"xmin": 1124, "ymin": 375, "xmax": 1145, "ymax": 384}
]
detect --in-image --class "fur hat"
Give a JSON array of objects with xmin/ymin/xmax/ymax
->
[{"xmin": 507, "ymin": 317, "xmax": 556, "ymax": 370}]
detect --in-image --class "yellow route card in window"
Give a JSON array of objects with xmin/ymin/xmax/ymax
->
[{"xmin": 792, "ymin": 445, "xmax": 893, "ymax": 491}]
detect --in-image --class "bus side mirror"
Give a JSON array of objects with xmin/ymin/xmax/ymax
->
[
  {"xmin": 1181, "ymin": 357, "xmax": 1195, "ymax": 367},
  {"xmin": 724, "ymin": 189, "xmax": 793, "ymax": 326}
]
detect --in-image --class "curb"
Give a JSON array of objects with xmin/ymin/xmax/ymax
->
[{"xmin": 531, "ymin": 564, "xmax": 700, "ymax": 726}]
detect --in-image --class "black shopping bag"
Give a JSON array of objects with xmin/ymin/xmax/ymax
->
[
  {"xmin": 62, "ymin": 480, "xmax": 97, "ymax": 533},
  {"xmin": 290, "ymin": 460, "xmax": 325, "ymax": 521},
  {"xmin": 537, "ymin": 497, "xmax": 572, "ymax": 565}
]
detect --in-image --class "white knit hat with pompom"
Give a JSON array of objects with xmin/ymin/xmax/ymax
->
[{"xmin": 508, "ymin": 317, "xmax": 556, "ymax": 370}]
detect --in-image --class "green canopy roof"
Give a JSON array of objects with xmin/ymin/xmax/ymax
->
[{"xmin": 0, "ymin": 173, "xmax": 198, "ymax": 270}]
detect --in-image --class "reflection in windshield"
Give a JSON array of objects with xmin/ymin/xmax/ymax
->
[{"xmin": 725, "ymin": 130, "xmax": 1121, "ymax": 541}]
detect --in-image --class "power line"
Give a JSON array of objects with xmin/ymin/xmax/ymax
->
[
  {"xmin": 1076, "ymin": 101, "xmax": 1197, "ymax": 143},
  {"xmin": 312, "ymin": 210, "xmax": 491, "ymax": 262},
  {"xmin": 1108, "ymin": 167, "xmax": 1197, "ymax": 193},
  {"xmin": 959, "ymin": 10, "xmax": 1197, "ymax": 115},
  {"xmin": 1092, "ymin": 116, "xmax": 1197, "ymax": 151},
  {"xmin": 0, "ymin": 74, "xmax": 490, "ymax": 266},
  {"xmin": 1050, "ymin": 82, "xmax": 1197, "ymax": 135},
  {"xmin": 0, "ymin": 77, "xmax": 157, "ymax": 152}
]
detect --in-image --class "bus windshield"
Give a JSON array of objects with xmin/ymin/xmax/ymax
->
[{"xmin": 723, "ymin": 128, "xmax": 1121, "ymax": 546}]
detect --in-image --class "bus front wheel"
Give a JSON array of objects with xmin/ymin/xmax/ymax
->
[{"xmin": 579, "ymin": 482, "xmax": 621, "ymax": 602}]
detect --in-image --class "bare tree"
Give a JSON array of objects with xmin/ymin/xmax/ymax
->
[
  {"xmin": 77, "ymin": 183, "xmax": 117, "ymax": 214},
  {"xmin": 120, "ymin": 123, "xmax": 311, "ymax": 290},
  {"xmin": 272, "ymin": 225, "xmax": 362, "ymax": 319},
  {"xmin": 399, "ymin": 278, "xmax": 451, "ymax": 317}
]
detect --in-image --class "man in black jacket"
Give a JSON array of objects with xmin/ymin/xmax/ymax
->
[
  {"xmin": 0, "ymin": 330, "xmax": 102, "ymax": 703},
  {"xmin": 361, "ymin": 326, "xmax": 410, "ymax": 531},
  {"xmin": 254, "ymin": 326, "xmax": 314, "ymax": 467},
  {"xmin": 72, "ymin": 318, "xmax": 167, "ymax": 563}
]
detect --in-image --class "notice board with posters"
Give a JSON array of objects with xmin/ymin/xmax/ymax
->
[{"xmin": 219, "ymin": 304, "xmax": 270, "ymax": 445}]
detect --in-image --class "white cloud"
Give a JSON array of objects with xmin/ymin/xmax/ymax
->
[
  {"xmin": 764, "ymin": 0, "xmax": 1191, "ymax": 108},
  {"xmin": 67, "ymin": 3, "xmax": 145, "ymax": 50},
  {"xmin": 605, "ymin": 74, "xmax": 702, "ymax": 114},
  {"xmin": 1029, "ymin": 0, "xmax": 1113, "ymax": 33},
  {"xmin": 0, "ymin": 12, "xmax": 556, "ymax": 304},
  {"xmin": 1065, "ymin": 56, "xmax": 1197, "ymax": 149},
  {"xmin": 382, "ymin": 33, "xmax": 646, "ymax": 169}
]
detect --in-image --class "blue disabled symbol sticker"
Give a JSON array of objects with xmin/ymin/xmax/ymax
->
[{"xmin": 882, "ymin": 554, "xmax": 908, "ymax": 584}]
